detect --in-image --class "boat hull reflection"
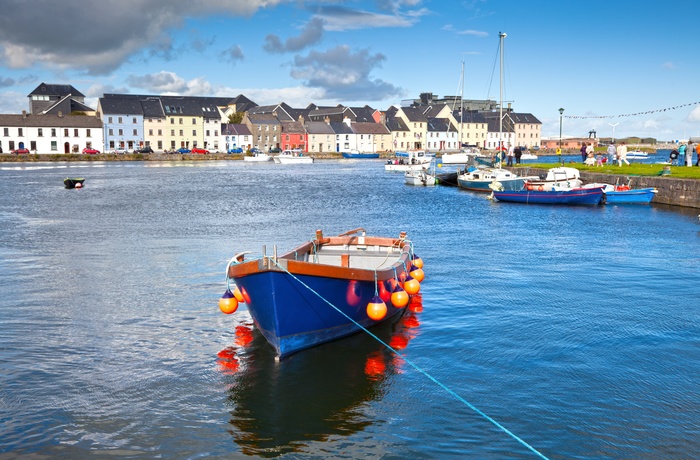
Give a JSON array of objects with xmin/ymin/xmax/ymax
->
[{"xmin": 221, "ymin": 299, "xmax": 423, "ymax": 457}]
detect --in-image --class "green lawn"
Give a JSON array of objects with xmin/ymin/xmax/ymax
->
[{"xmin": 514, "ymin": 162, "xmax": 700, "ymax": 179}]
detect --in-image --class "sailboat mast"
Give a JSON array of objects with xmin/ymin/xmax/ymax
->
[
  {"xmin": 499, "ymin": 31, "xmax": 506, "ymax": 152},
  {"xmin": 459, "ymin": 59, "xmax": 464, "ymax": 148}
]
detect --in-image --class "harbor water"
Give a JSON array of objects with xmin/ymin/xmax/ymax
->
[{"xmin": 1, "ymin": 160, "xmax": 698, "ymax": 459}]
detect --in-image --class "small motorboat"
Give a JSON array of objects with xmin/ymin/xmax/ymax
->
[
  {"xmin": 341, "ymin": 149, "xmax": 379, "ymax": 159},
  {"xmin": 583, "ymin": 183, "xmax": 657, "ymax": 204},
  {"xmin": 64, "ymin": 178, "xmax": 85, "ymax": 189},
  {"xmin": 524, "ymin": 166, "xmax": 583, "ymax": 190},
  {"xmin": 405, "ymin": 168, "xmax": 437, "ymax": 186},
  {"xmin": 625, "ymin": 150, "xmax": 648, "ymax": 159},
  {"xmin": 273, "ymin": 149, "xmax": 313, "ymax": 164},
  {"xmin": 491, "ymin": 186, "xmax": 605, "ymax": 205},
  {"xmin": 457, "ymin": 166, "xmax": 537, "ymax": 192},
  {"xmin": 221, "ymin": 228, "xmax": 422, "ymax": 358}
]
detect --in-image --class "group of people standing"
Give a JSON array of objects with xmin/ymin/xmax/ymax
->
[
  {"xmin": 581, "ymin": 141, "xmax": 629, "ymax": 167},
  {"xmin": 605, "ymin": 142, "xmax": 630, "ymax": 166},
  {"xmin": 669, "ymin": 141, "xmax": 700, "ymax": 166}
]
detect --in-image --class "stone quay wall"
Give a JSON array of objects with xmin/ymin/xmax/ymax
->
[{"xmin": 514, "ymin": 167, "xmax": 700, "ymax": 209}]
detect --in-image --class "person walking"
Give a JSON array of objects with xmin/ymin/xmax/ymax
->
[
  {"xmin": 677, "ymin": 143, "xmax": 687, "ymax": 166},
  {"xmin": 686, "ymin": 141, "xmax": 694, "ymax": 167},
  {"xmin": 506, "ymin": 143, "xmax": 515, "ymax": 166},
  {"xmin": 607, "ymin": 142, "xmax": 617, "ymax": 166},
  {"xmin": 514, "ymin": 146, "xmax": 522, "ymax": 164},
  {"xmin": 580, "ymin": 143, "xmax": 587, "ymax": 162},
  {"xmin": 696, "ymin": 142, "xmax": 700, "ymax": 166},
  {"xmin": 617, "ymin": 142, "xmax": 629, "ymax": 166}
]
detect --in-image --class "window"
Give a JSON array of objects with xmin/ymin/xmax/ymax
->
[
  {"xmin": 157, "ymin": 129, "xmax": 162, "ymax": 136},
  {"xmin": 149, "ymin": 129, "xmax": 153, "ymax": 136},
  {"xmin": 86, "ymin": 129, "xmax": 91, "ymax": 138},
  {"xmin": 179, "ymin": 130, "xmax": 183, "ymax": 136},
  {"xmin": 170, "ymin": 118, "xmax": 174, "ymax": 124},
  {"xmin": 118, "ymin": 129, "xmax": 123, "ymax": 135},
  {"xmin": 51, "ymin": 129, "xmax": 56, "ymax": 137},
  {"xmin": 133, "ymin": 129, "xmax": 137, "ymax": 136},
  {"xmin": 192, "ymin": 130, "xmax": 197, "ymax": 136},
  {"xmin": 179, "ymin": 118, "xmax": 183, "ymax": 124},
  {"xmin": 2, "ymin": 128, "xmax": 7, "ymax": 136},
  {"xmin": 74, "ymin": 129, "xmax": 78, "ymax": 137},
  {"xmin": 38, "ymin": 128, "xmax": 43, "ymax": 137},
  {"xmin": 64, "ymin": 129, "xmax": 69, "ymax": 137},
  {"xmin": 206, "ymin": 130, "xmax": 210, "ymax": 137},
  {"xmin": 133, "ymin": 117, "xmax": 137, "ymax": 124},
  {"xmin": 171, "ymin": 129, "xmax": 175, "ymax": 136},
  {"xmin": 118, "ymin": 117, "xmax": 123, "ymax": 123},
  {"xmin": 18, "ymin": 128, "xmax": 24, "ymax": 136},
  {"xmin": 109, "ymin": 129, "xmax": 114, "ymax": 136},
  {"xmin": 108, "ymin": 117, "xmax": 113, "ymax": 123},
  {"xmin": 192, "ymin": 118, "xmax": 196, "ymax": 125},
  {"xmin": 50, "ymin": 141, "xmax": 57, "ymax": 151}
]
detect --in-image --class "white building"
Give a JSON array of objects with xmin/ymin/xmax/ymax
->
[{"xmin": 0, "ymin": 112, "xmax": 103, "ymax": 154}]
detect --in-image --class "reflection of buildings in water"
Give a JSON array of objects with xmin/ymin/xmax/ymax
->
[{"xmin": 218, "ymin": 298, "xmax": 423, "ymax": 457}]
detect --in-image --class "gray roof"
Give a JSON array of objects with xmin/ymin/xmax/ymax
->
[
  {"xmin": 385, "ymin": 116, "xmax": 409, "ymax": 132},
  {"xmin": 304, "ymin": 121, "xmax": 335, "ymax": 135},
  {"xmin": 400, "ymin": 107, "xmax": 428, "ymax": 122},
  {"xmin": 222, "ymin": 123, "xmax": 252, "ymax": 136},
  {"xmin": 28, "ymin": 82, "xmax": 85, "ymax": 98},
  {"xmin": 427, "ymin": 118, "xmax": 457, "ymax": 133},
  {"xmin": 280, "ymin": 120, "xmax": 305, "ymax": 134},
  {"xmin": 330, "ymin": 122, "xmax": 353, "ymax": 135},
  {"xmin": 351, "ymin": 122, "xmax": 390, "ymax": 135},
  {"xmin": 0, "ymin": 113, "xmax": 102, "ymax": 128}
]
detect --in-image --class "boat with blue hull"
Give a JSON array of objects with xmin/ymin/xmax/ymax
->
[
  {"xmin": 341, "ymin": 149, "xmax": 379, "ymax": 159},
  {"xmin": 457, "ymin": 167, "xmax": 537, "ymax": 192},
  {"xmin": 223, "ymin": 229, "xmax": 418, "ymax": 358},
  {"xmin": 492, "ymin": 186, "xmax": 605, "ymax": 205},
  {"xmin": 583, "ymin": 183, "xmax": 657, "ymax": 204}
]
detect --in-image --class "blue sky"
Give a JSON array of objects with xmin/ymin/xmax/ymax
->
[{"xmin": 1, "ymin": 0, "xmax": 698, "ymax": 141}]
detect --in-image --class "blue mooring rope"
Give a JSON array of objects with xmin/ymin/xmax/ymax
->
[{"xmin": 267, "ymin": 258, "xmax": 550, "ymax": 460}]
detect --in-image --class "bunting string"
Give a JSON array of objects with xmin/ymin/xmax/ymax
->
[{"xmin": 565, "ymin": 101, "xmax": 700, "ymax": 119}]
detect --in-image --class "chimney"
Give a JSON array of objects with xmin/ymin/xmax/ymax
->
[
  {"xmin": 22, "ymin": 110, "xmax": 27, "ymax": 119},
  {"xmin": 58, "ymin": 111, "xmax": 63, "ymax": 118}
]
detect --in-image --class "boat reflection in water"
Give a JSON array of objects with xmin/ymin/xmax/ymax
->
[{"xmin": 218, "ymin": 296, "xmax": 424, "ymax": 457}]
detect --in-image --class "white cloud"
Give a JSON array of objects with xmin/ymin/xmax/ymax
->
[{"xmin": 688, "ymin": 105, "xmax": 700, "ymax": 122}]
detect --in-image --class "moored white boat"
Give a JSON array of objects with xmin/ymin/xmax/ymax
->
[
  {"xmin": 441, "ymin": 147, "xmax": 481, "ymax": 165},
  {"xmin": 625, "ymin": 150, "xmax": 648, "ymax": 159},
  {"xmin": 457, "ymin": 166, "xmax": 537, "ymax": 192},
  {"xmin": 274, "ymin": 149, "xmax": 313, "ymax": 164},
  {"xmin": 244, "ymin": 152, "xmax": 272, "ymax": 162},
  {"xmin": 525, "ymin": 166, "xmax": 583, "ymax": 190},
  {"xmin": 405, "ymin": 167, "xmax": 437, "ymax": 186}
]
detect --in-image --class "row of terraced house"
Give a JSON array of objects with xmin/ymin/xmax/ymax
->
[{"xmin": 0, "ymin": 83, "xmax": 542, "ymax": 155}]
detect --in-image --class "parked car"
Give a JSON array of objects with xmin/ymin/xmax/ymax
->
[
  {"xmin": 82, "ymin": 147, "xmax": 100, "ymax": 154},
  {"xmin": 191, "ymin": 147, "xmax": 209, "ymax": 154},
  {"xmin": 111, "ymin": 147, "xmax": 129, "ymax": 154},
  {"xmin": 12, "ymin": 148, "xmax": 30, "ymax": 154},
  {"xmin": 206, "ymin": 146, "xmax": 219, "ymax": 154},
  {"xmin": 136, "ymin": 146, "xmax": 154, "ymax": 154},
  {"xmin": 269, "ymin": 147, "xmax": 282, "ymax": 153},
  {"xmin": 176, "ymin": 147, "xmax": 191, "ymax": 154},
  {"xmin": 228, "ymin": 147, "xmax": 243, "ymax": 154}
]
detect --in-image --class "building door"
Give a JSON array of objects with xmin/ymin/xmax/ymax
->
[{"xmin": 64, "ymin": 142, "xmax": 70, "ymax": 154}]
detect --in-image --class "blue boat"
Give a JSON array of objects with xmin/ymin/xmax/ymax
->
[
  {"xmin": 457, "ymin": 167, "xmax": 538, "ymax": 192},
  {"xmin": 605, "ymin": 187, "xmax": 657, "ymax": 204},
  {"xmin": 341, "ymin": 149, "xmax": 379, "ymax": 159},
  {"xmin": 223, "ymin": 229, "xmax": 418, "ymax": 358},
  {"xmin": 584, "ymin": 183, "xmax": 658, "ymax": 204},
  {"xmin": 492, "ymin": 186, "xmax": 604, "ymax": 205}
]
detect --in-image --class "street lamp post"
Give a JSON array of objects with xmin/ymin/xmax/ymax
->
[{"xmin": 558, "ymin": 108, "xmax": 564, "ymax": 164}]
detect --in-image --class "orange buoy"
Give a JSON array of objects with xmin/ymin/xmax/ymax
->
[
  {"xmin": 366, "ymin": 295, "xmax": 387, "ymax": 321},
  {"xmin": 403, "ymin": 274, "xmax": 420, "ymax": 295},
  {"xmin": 346, "ymin": 280, "xmax": 363, "ymax": 307},
  {"xmin": 409, "ymin": 264, "xmax": 425, "ymax": 283},
  {"xmin": 390, "ymin": 284, "xmax": 409, "ymax": 308},
  {"xmin": 219, "ymin": 289, "xmax": 239, "ymax": 314},
  {"xmin": 378, "ymin": 280, "xmax": 392, "ymax": 304},
  {"xmin": 538, "ymin": 185, "xmax": 544, "ymax": 191},
  {"xmin": 527, "ymin": 184, "xmax": 533, "ymax": 191},
  {"xmin": 412, "ymin": 253, "xmax": 424, "ymax": 269},
  {"xmin": 233, "ymin": 286, "xmax": 245, "ymax": 303}
]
